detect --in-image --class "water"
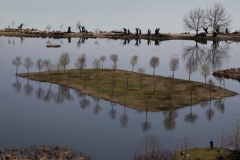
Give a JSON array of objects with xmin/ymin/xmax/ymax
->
[
  {"xmin": 0, "ymin": 36, "xmax": 240, "ymax": 160},
  {"xmin": 1, "ymin": 0, "xmax": 240, "ymax": 33}
]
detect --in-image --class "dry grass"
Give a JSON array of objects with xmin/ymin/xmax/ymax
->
[{"xmin": 18, "ymin": 69, "xmax": 237, "ymax": 112}]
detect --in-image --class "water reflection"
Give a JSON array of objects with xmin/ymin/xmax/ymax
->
[
  {"xmin": 11, "ymin": 79, "xmax": 233, "ymax": 130},
  {"xmin": 12, "ymin": 76, "xmax": 22, "ymax": 93},
  {"xmin": 214, "ymin": 98, "xmax": 225, "ymax": 114},
  {"xmin": 53, "ymin": 85, "xmax": 65, "ymax": 104},
  {"xmin": 79, "ymin": 93, "xmax": 90, "ymax": 110},
  {"xmin": 36, "ymin": 82, "xmax": 44, "ymax": 100},
  {"xmin": 109, "ymin": 102, "xmax": 117, "ymax": 119},
  {"xmin": 76, "ymin": 37, "xmax": 87, "ymax": 48},
  {"xmin": 183, "ymin": 40, "xmax": 230, "ymax": 73},
  {"xmin": 162, "ymin": 110, "xmax": 178, "ymax": 131},
  {"xmin": 24, "ymin": 79, "xmax": 34, "ymax": 96},
  {"xmin": 92, "ymin": 97, "xmax": 101, "ymax": 114},
  {"xmin": 206, "ymin": 100, "xmax": 214, "ymax": 121},
  {"xmin": 141, "ymin": 111, "xmax": 151, "ymax": 132},
  {"xmin": 120, "ymin": 106, "xmax": 129, "ymax": 128},
  {"xmin": 206, "ymin": 41, "xmax": 229, "ymax": 71},
  {"xmin": 43, "ymin": 83, "xmax": 53, "ymax": 102}
]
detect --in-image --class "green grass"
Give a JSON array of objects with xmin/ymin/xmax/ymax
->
[
  {"xmin": 18, "ymin": 68, "xmax": 237, "ymax": 112},
  {"xmin": 174, "ymin": 148, "xmax": 232, "ymax": 160}
]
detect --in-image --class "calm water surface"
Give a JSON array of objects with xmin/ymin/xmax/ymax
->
[{"xmin": 0, "ymin": 36, "xmax": 240, "ymax": 160}]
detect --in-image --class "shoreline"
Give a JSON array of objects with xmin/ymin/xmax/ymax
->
[
  {"xmin": 1, "ymin": 29, "xmax": 240, "ymax": 41},
  {"xmin": 17, "ymin": 69, "xmax": 237, "ymax": 112}
]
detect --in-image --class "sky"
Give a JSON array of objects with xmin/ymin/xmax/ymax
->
[{"xmin": 0, "ymin": 0, "xmax": 239, "ymax": 33}]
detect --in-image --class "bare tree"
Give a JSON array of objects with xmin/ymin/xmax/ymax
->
[
  {"xmin": 185, "ymin": 60, "xmax": 197, "ymax": 82},
  {"xmin": 110, "ymin": 54, "xmax": 118, "ymax": 78},
  {"xmin": 132, "ymin": 135, "xmax": 173, "ymax": 160},
  {"xmin": 183, "ymin": 7, "xmax": 207, "ymax": 35},
  {"xmin": 92, "ymin": 58, "xmax": 101, "ymax": 77},
  {"xmin": 207, "ymin": 3, "xmax": 232, "ymax": 32},
  {"xmin": 130, "ymin": 55, "xmax": 138, "ymax": 72},
  {"xmin": 76, "ymin": 21, "xmax": 81, "ymax": 32},
  {"xmin": 11, "ymin": 21, "xmax": 14, "ymax": 28},
  {"xmin": 94, "ymin": 28, "xmax": 99, "ymax": 37},
  {"xmin": 35, "ymin": 58, "xmax": 44, "ymax": 78},
  {"xmin": 23, "ymin": 57, "xmax": 33, "ymax": 76},
  {"xmin": 60, "ymin": 24, "xmax": 63, "ymax": 31},
  {"xmin": 59, "ymin": 52, "xmax": 70, "ymax": 74},
  {"xmin": 12, "ymin": 56, "xmax": 21, "ymax": 75},
  {"xmin": 200, "ymin": 64, "xmax": 210, "ymax": 85},
  {"xmin": 228, "ymin": 119, "xmax": 240, "ymax": 150},
  {"xmin": 54, "ymin": 62, "xmax": 63, "ymax": 82},
  {"xmin": 46, "ymin": 25, "xmax": 51, "ymax": 32},
  {"xmin": 208, "ymin": 79, "xmax": 215, "ymax": 99},
  {"xmin": 138, "ymin": 68, "xmax": 145, "ymax": 90},
  {"xmin": 99, "ymin": 55, "xmax": 106, "ymax": 69},
  {"xmin": 43, "ymin": 59, "xmax": 53, "ymax": 80},
  {"xmin": 75, "ymin": 53, "xmax": 86, "ymax": 77},
  {"xmin": 169, "ymin": 57, "xmax": 179, "ymax": 78},
  {"xmin": 149, "ymin": 56, "xmax": 160, "ymax": 76},
  {"xmin": 92, "ymin": 58, "xmax": 101, "ymax": 90}
]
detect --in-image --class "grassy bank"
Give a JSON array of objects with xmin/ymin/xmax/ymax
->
[
  {"xmin": 18, "ymin": 69, "xmax": 237, "ymax": 112},
  {"xmin": 174, "ymin": 148, "xmax": 233, "ymax": 160}
]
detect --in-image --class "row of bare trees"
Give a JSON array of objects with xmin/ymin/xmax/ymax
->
[{"xmin": 183, "ymin": 3, "xmax": 232, "ymax": 34}]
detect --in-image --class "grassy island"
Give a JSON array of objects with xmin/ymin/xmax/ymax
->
[{"xmin": 18, "ymin": 69, "xmax": 237, "ymax": 112}]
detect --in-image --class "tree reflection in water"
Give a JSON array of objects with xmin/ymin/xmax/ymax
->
[
  {"xmin": 182, "ymin": 40, "xmax": 206, "ymax": 70},
  {"xmin": 92, "ymin": 97, "xmax": 101, "ymax": 114},
  {"xmin": 214, "ymin": 98, "xmax": 225, "ymax": 114},
  {"xmin": 120, "ymin": 106, "xmax": 129, "ymax": 128},
  {"xmin": 206, "ymin": 100, "xmax": 214, "ymax": 121},
  {"xmin": 183, "ymin": 40, "xmax": 230, "ymax": 73},
  {"xmin": 79, "ymin": 93, "xmax": 90, "ymax": 110},
  {"xmin": 60, "ymin": 86, "xmax": 74, "ymax": 101},
  {"xmin": 185, "ymin": 84, "xmax": 198, "ymax": 123},
  {"xmin": 141, "ymin": 111, "xmax": 151, "ymax": 132},
  {"xmin": 206, "ymin": 40, "xmax": 229, "ymax": 71},
  {"xmin": 53, "ymin": 85, "xmax": 64, "ymax": 104},
  {"xmin": 162, "ymin": 110, "xmax": 178, "ymax": 131},
  {"xmin": 12, "ymin": 76, "xmax": 22, "ymax": 93},
  {"xmin": 36, "ymin": 82, "xmax": 44, "ymax": 100},
  {"xmin": 24, "ymin": 79, "xmax": 34, "ymax": 96},
  {"xmin": 109, "ymin": 102, "xmax": 117, "ymax": 119},
  {"xmin": 43, "ymin": 83, "xmax": 53, "ymax": 102}
]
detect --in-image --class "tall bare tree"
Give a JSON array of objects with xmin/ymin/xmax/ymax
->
[
  {"xmin": 183, "ymin": 7, "xmax": 207, "ymax": 35},
  {"xmin": 35, "ymin": 58, "xmax": 44, "ymax": 78},
  {"xmin": 208, "ymin": 78, "xmax": 215, "ymax": 99},
  {"xmin": 200, "ymin": 64, "xmax": 210, "ymax": 85},
  {"xmin": 60, "ymin": 24, "xmax": 63, "ymax": 31},
  {"xmin": 92, "ymin": 58, "xmax": 101, "ymax": 77},
  {"xmin": 207, "ymin": 3, "xmax": 232, "ymax": 32},
  {"xmin": 59, "ymin": 52, "xmax": 70, "ymax": 74},
  {"xmin": 169, "ymin": 57, "xmax": 179, "ymax": 78},
  {"xmin": 110, "ymin": 54, "xmax": 118, "ymax": 78},
  {"xmin": 46, "ymin": 25, "xmax": 51, "ymax": 32},
  {"xmin": 99, "ymin": 55, "xmax": 106, "ymax": 69},
  {"xmin": 149, "ymin": 56, "xmax": 160, "ymax": 76},
  {"xmin": 227, "ymin": 119, "xmax": 240, "ymax": 150},
  {"xmin": 75, "ymin": 53, "xmax": 86, "ymax": 77},
  {"xmin": 185, "ymin": 60, "xmax": 197, "ymax": 82},
  {"xmin": 43, "ymin": 59, "xmax": 53, "ymax": 80},
  {"xmin": 11, "ymin": 21, "xmax": 14, "ymax": 28},
  {"xmin": 76, "ymin": 21, "xmax": 81, "ymax": 32},
  {"xmin": 130, "ymin": 55, "xmax": 138, "ymax": 72},
  {"xmin": 23, "ymin": 57, "xmax": 33, "ymax": 76},
  {"xmin": 54, "ymin": 62, "xmax": 62, "ymax": 82},
  {"xmin": 12, "ymin": 56, "xmax": 21, "ymax": 75}
]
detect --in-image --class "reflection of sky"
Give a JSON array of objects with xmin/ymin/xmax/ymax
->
[
  {"xmin": 0, "ymin": 36, "xmax": 240, "ymax": 159},
  {"xmin": 1, "ymin": 0, "xmax": 240, "ymax": 33}
]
